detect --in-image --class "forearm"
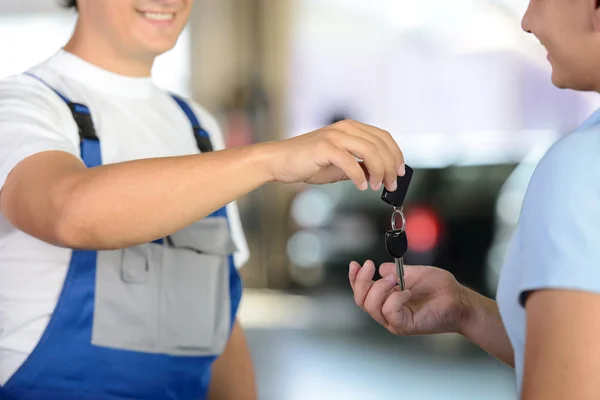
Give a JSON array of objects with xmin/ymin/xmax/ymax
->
[
  {"xmin": 459, "ymin": 287, "xmax": 514, "ymax": 367},
  {"xmin": 208, "ymin": 321, "xmax": 257, "ymax": 400},
  {"xmin": 3, "ymin": 143, "xmax": 273, "ymax": 249}
]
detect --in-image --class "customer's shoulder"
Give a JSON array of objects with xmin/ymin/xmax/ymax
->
[
  {"xmin": 539, "ymin": 127, "xmax": 600, "ymax": 176},
  {"xmin": 551, "ymin": 124, "xmax": 600, "ymax": 158},
  {"xmin": 524, "ymin": 126, "xmax": 600, "ymax": 212}
]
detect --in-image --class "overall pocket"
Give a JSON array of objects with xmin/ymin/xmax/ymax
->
[
  {"xmin": 160, "ymin": 216, "xmax": 235, "ymax": 356},
  {"xmin": 92, "ymin": 244, "xmax": 161, "ymax": 352},
  {"xmin": 91, "ymin": 217, "xmax": 236, "ymax": 356}
]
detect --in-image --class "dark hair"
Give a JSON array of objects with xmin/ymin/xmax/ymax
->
[{"xmin": 62, "ymin": 0, "xmax": 77, "ymax": 10}]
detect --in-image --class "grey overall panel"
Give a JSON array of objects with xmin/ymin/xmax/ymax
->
[
  {"xmin": 159, "ymin": 247, "xmax": 231, "ymax": 354},
  {"xmin": 92, "ymin": 217, "xmax": 236, "ymax": 356}
]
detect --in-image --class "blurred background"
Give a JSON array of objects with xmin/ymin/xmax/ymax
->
[{"xmin": 2, "ymin": 0, "xmax": 600, "ymax": 398}]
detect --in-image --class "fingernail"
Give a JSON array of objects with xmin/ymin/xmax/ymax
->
[
  {"xmin": 391, "ymin": 180, "xmax": 398, "ymax": 191},
  {"xmin": 384, "ymin": 275, "xmax": 398, "ymax": 283},
  {"xmin": 398, "ymin": 164, "xmax": 406, "ymax": 176},
  {"xmin": 373, "ymin": 181, "xmax": 382, "ymax": 191},
  {"xmin": 360, "ymin": 181, "xmax": 368, "ymax": 191}
]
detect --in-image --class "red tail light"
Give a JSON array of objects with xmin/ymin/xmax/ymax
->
[{"xmin": 405, "ymin": 206, "xmax": 441, "ymax": 253}]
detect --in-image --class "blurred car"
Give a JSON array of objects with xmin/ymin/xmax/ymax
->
[{"xmin": 286, "ymin": 162, "xmax": 520, "ymax": 296}]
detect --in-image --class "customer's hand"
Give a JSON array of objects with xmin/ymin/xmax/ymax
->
[
  {"xmin": 349, "ymin": 260, "xmax": 471, "ymax": 335},
  {"xmin": 264, "ymin": 120, "xmax": 404, "ymax": 191}
]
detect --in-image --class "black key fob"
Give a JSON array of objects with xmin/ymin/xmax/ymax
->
[
  {"xmin": 385, "ymin": 229, "xmax": 408, "ymax": 259},
  {"xmin": 381, "ymin": 165, "xmax": 413, "ymax": 207}
]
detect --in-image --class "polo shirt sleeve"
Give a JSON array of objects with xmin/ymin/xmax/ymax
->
[
  {"xmin": 516, "ymin": 128, "xmax": 600, "ymax": 306},
  {"xmin": 0, "ymin": 74, "xmax": 80, "ymax": 193}
]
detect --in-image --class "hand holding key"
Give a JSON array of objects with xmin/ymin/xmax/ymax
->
[
  {"xmin": 350, "ymin": 165, "xmax": 472, "ymax": 335},
  {"xmin": 263, "ymin": 119, "xmax": 405, "ymax": 191},
  {"xmin": 349, "ymin": 261, "xmax": 470, "ymax": 336}
]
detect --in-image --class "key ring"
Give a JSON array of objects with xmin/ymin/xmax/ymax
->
[{"xmin": 391, "ymin": 206, "xmax": 406, "ymax": 232}]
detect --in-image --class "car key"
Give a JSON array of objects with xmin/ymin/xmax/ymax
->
[
  {"xmin": 385, "ymin": 228, "xmax": 408, "ymax": 290},
  {"xmin": 381, "ymin": 166, "xmax": 413, "ymax": 290},
  {"xmin": 381, "ymin": 165, "xmax": 414, "ymax": 207}
]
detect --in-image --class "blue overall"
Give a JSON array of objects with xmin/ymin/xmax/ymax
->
[{"xmin": 0, "ymin": 78, "xmax": 243, "ymax": 400}]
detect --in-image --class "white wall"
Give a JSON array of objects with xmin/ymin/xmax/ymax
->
[{"xmin": 0, "ymin": 0, "xmax": 64, "ymax": 13}]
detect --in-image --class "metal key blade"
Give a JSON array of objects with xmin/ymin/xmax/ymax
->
[{"xmin": 395, "ymin": 257, "xmax": 405, "ymax": 290}]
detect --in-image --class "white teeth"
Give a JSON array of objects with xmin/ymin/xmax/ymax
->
[{"xmin": 143, "ymin": 12, "xmax": 174, "ymax": 21}]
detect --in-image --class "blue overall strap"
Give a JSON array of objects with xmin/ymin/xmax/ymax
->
[
  {"xmin": 170, "ymin": 94, "xmax": 214, "ymax": 153},
  {"xmin": 170, "ymin": 94, "xmax": 227, "ymax": 220},
  {"xmin": 25, "ymin": 72, "xmax": 102, "ymax": 168}
]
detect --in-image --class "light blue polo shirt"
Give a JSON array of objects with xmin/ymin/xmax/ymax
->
[{"xmin": 497, "ymin": 107, "xmax": 600, "ymax": 394}]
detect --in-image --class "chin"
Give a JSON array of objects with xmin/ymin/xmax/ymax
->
[
  {"xmin": 550, "ymin": 69, "xmax": 577, "ymax": 90},
  {"xmin": 152, "ymin": 42, "xmax": 177, "ymax": 55},
  {"xmin": 140, "ymin": 40, "xmax": 178, "ymax": 58},
  {"xmin": 550, "ymin": 65, "xmax": 598, "ymax": 92},
  {"xmin": 550, "ymin": 74, "xmax": 569, "ymax": 89},
  {"xmin": 552, "ymin": 74, "xmax": 596, "ymax": 92}
]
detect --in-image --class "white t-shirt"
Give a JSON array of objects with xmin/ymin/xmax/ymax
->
[
  {"xmin": 497, "ymin": 108, "xmax": 600, "ymax": 394},
  {"xmin": 0, "ymin": 49, "xmax": 250, "ymax": 385}
]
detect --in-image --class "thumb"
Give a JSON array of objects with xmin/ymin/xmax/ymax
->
[
  {"xmin": 393, "ymin": 289, "xmax": 413, "ymax": 309},
  {"xmin": 382, "ymin": 289, "xmax": 414, "ymax": 330},
  {"xmin": 384, "ymin": 289, "xmax": 413, "ymax": 314}
]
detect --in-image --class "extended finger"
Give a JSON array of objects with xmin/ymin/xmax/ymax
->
[
  {"xmin": 379, "ymin": 263, "xmax": 421, "ymax": 289},
  {"xmin": 379, "ymin": 262, "xmax": 397, "ymax": 277},
  {"xmin": 349, "ymin": 261, "xmax": 361, "ymax": 290},
  {"xmin": 363, "ymin": 275, "xmax": 402, "ymax": 326},
  {"xmin": 352, "ymin": 260, "xmax": 377, "ymax": 309}
]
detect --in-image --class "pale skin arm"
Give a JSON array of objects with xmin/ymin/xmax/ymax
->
[
  {"xmin": 521, "ymin": 289, "xmax": 600, "ymax": 400},
  {"xmin": 208, "ymin": 320, "xmax": 257, "ymax": 400},
  {"xmin": 349, "ymin": 262, "xmax": 514, "ymax": 368},
  {"xmin": 459, "ymin": 287, "xmax": 514, "ymax": 367},
  {"xmin": 0, "ymin": 120, "xmax": 404, "ymax": 250}
]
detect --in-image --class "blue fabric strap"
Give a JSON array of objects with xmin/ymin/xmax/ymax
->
[
  {"xmin": 170, "ymin": 94, "xmax": 214, "ymax": 153},
  {"xmin": 169, "ymin": 94, "xmax": 226, "ymax": 219},
  {"xmin": 25, "ymin": 73, "xmax": 102, "ymax": 168}
]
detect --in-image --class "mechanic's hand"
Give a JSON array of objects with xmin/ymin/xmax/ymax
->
[
  {"xmin": 349, "ymin": 260, "xmax": 471, "ymax": 335},
  {"xmin": 265, "ymin": 120, "xmax": 404, "ymax": 191}
]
